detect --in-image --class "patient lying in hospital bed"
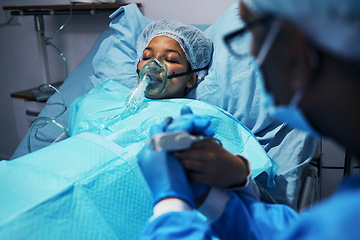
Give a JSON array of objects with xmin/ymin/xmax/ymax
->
[
  {"xmin": 0, "ymin": 23, "xmax": 279, "ymax": 237},
  {"xmin": 0, "ymin": 82, "xmax": 279, "ymax": 239},
  {"xmin": 10, "ymin": 2, "xmax": 317, "ymax": 210}
]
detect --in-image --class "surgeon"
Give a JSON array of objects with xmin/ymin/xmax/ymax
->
[{"xmin": 137, "ymin": 0, "xmax": 360, "ymax": 239}]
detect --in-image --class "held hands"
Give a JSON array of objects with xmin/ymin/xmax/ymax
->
[
  {"xmin": 138, "ymin": 106, "xmax": 249, "ymax": 209},
  {"xmin": 167, "ymin": 106, "xmax": 250, "ymax": 189},
  {"xmin": 137, "ymin": 106, "xmax": 213, "ymax": 208},
  {"xmin": 164, "ymin": 106, "xmax": 213, "ymax": 199},
  {"xmin": 137, "ymin": 123, "xmax": 194, "ymax": 207},
  {"xmin": 165, "ymin": 106, "xmax": 215, "ymax": 137},
  {"xmin": 175, "ymin": 140, "xmax": 249, "ymax": 188}
]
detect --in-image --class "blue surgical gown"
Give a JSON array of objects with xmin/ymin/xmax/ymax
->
[{"xmin": 141, "ymin": 174, "xmax": 360, "ymax": 240}]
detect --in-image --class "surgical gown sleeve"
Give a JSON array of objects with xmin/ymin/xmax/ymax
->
[
  {"xmin": 211, "ymin": 174, "xmax": 360, "ymax": 240},
  {"xmin": 210, "ymin": 193, "xmax": 299, "ymax": 240},
  {"xmin": 140, "ymin": 211, "xmax": 213, "ymax": 240}
]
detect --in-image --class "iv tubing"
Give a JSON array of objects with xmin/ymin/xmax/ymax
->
[
  {"xmin": 45, "ymin": 0, "xmax": 73, "ymax": 78},
  {"xmin": 27, "ymin": 84, "xmax": 69, "ymax": 153},
  {"xmin": 24, "ymin": 0, "xmax": 74, "ymax": 153}
]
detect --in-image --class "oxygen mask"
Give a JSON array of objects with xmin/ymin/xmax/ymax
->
[{"xmin": 139, "ymin": 57, "xmax": 170, "ymax": 96}]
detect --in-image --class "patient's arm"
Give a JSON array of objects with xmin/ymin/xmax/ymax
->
[{"xmin": 175, "ymin": 139, "xmax": 250, "ymax": 189}]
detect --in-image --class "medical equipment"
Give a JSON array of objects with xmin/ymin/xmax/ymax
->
[
  {"xmin": 25, "ymin": 0, "xmax": 73, "ymax": 153},
  {"xmin": 122, "ymin": 79, "xmax": 149, "ymax": 118},
  {"xmin": 147, "ymin": 131, "xmax": 208, "ymax": 152},
  {"xmin": 123, "ymin": 57, "xmax": 169, "ymax": 118},
  {"xmin": 140, "ymin": 57, "xmax": 170, "ymax": 96},
  {"xmin": 45, "ymin": 0, "xmax": 73, "ymax": 80},
  {"xmin": 27, "ymin": 84, "xmax": 69, "ymax": 153}
]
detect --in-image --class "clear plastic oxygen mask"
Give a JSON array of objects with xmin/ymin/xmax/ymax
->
[
  {"xmin": 140, "ymin": 57, "xmax": 170, "ymax": 96},
  {"xmin": 122, "ymin": 57, "xmax": 170, "ymax": 119}
]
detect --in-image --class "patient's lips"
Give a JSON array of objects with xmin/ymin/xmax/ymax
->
[{"xmin": 148, "ymin": 75, "xmax": 163, "ymax": 87}]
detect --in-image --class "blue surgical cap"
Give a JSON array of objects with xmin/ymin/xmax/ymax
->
[
  {"xmin": 243, "ymin": 0, "xmax": 360, "ymax": 62},
  {"xmin": 136, "ymin": 19, "xmax": 213, "ymax": 79}
]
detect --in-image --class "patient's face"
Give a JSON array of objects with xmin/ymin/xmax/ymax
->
[{"xmin": 137, "ymin": 36, "xmax": 196, "ymax": 99}]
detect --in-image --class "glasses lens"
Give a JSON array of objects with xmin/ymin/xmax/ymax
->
[
  {"xmin": 224, "ymin": 16, "xmax": 275, "ymax": 59},
  {"xmin": 224, "ymin": 28, "xmax": 252, "ymax": 58},
  {"xmin": 255, "ymin": 20, "xmax": 281, "ymax": 66}
]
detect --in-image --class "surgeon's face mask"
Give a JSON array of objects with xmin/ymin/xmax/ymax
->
[
  {"xmin": 262, "ymin": 88, "xmax": 320, "ymax": 136},
  {"xmin": 255, "ymin": 20, "xmax": 320, "ymax": 136}
]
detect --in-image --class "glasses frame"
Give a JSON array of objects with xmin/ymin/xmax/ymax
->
[{"xmin": 223, "ymin": 15, "xmax": 275, "ymax": 59}]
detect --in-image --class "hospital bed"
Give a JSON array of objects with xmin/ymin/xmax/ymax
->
[{"xmin": 3, "ymin": 2, "xmax": 317, "ymax": 236}]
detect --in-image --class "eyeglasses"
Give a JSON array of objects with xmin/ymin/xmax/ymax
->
[{"xmin": 223, "ymin": 15, "xmax": 276, "ymax": 60}]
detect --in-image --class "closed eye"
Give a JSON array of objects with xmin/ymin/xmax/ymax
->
[{"xmin": 165, "ymin": 59, "xmax": 178, "ymax": 64}]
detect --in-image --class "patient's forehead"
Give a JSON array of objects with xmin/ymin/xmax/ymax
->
[{"xmin": 146, "ymin": 36, "xmax": 186, "ymax": 57}]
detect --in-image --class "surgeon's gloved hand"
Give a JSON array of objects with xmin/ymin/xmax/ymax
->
[
  {"xmin": 166, "ymin": 106, "xmax": 214, "ymax": 206},
  {"xmin": 137, "ymin": 124, "xmax": 194, "ymax": 208},
  {"xmin": 165, "ymin": 106, "xmax": 215, "ymax": 137}
]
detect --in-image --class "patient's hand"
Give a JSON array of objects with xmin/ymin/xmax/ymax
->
[{"xmin": 175, "ymin": 139, "xmax": 250, "ymax": 189}]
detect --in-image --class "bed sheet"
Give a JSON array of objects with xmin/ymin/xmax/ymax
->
[
  {"xmin": 68, "ymin": 79, "xmax": 279, "ymax": 182},
  {"xmin": 10, "ymin": 2, "xmax": 317, "ymax": 209},
  {"xmin": 1, "ymin": 132, "xmax": 153, "ymax": 239}
]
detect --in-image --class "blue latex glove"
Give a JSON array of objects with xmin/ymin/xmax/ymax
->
[
  {"xmin": 137, "ymin": 124, "xmax": 194, "ymax": 207},
  {"xmin": 165, "ymin": 106, "xmax": 214, "ymax": 198},
  {"xmin": 165, "ymin": 106, "xmax": 215, "ymax": 137}
]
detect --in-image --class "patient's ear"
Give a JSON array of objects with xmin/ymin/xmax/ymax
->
[{"xmin": 186, "ymin": 74, "xmax": 197, "ymax": 88}]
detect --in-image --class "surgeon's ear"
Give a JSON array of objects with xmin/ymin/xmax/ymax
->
[{"xmin": 186, "ymin": 74, "xmax": 197, "ymax": 88}]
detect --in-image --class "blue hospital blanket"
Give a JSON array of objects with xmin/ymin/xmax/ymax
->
[
  {"xmin": 69, "ymin": 79, "xmax": 278, "ymax": 180},
  {"xmin": 0, "ymin": 133, "xmax": 152, "ymax": 239},
  {"xmin": 0, "ymin": 79, "xmax": 278, "ymax": 239}
]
